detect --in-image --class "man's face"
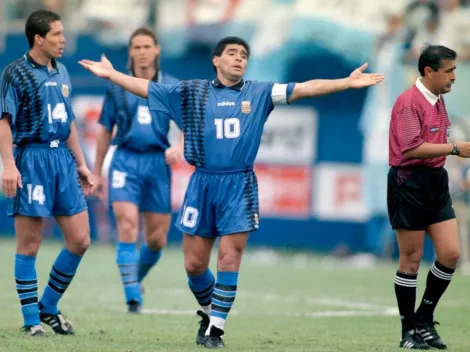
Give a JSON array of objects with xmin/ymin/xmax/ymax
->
[
  {"xmin": 213, "ymin": 44, "xmax": 248, "ymax": 81},
  {"xmin": 38, "ymin": 21, "xmax": 65, "ymax": 59},
  {"xmin": 129, "ymin": 35, "xmax": 160, "ymax": 70},
  {"xmin": 428, "ymin": 59, "xmax": 456, "ymax": 95}
]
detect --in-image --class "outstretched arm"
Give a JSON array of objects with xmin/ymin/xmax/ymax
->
[
  {"xmin": 79, "ymin": 55, "xmax": 149, "ymax": 98},
  {"xmin": 288, "ymin": 63, "xmax": 384, "ymax": 103}
]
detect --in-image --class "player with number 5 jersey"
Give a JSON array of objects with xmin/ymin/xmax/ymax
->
[
  {"xmin": 0, "ymin": 10, "xmax": 94, "ymax": 337},
  {"xmin": 79, "ymin": 35, "xmax": 384, "ymax": 348}
]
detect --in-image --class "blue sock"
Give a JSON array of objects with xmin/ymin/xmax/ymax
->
[
  {"xmin": 188, "ymin": 269, "xmax": 215, "ymax": 314},
  {"xmin": 40, "ymin": 249, "xmax": 82, "ymax": 315},
  {"xmin": 15, "ymin": 253, "xmax": 40, "ymax": 326},
  {"xmin": 137, "ymin": 244, "xmax": 162, "ymax": 282},
  {"xmin": 116, "ymin": 242, "xmax": 142, "ymax": 304},
  {"xmin": 210, "ymin": 271, "xmax": 239, "ymax": 331}
]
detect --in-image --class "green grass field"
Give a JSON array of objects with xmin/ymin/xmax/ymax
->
[{"xmin": 1, "ymin": 238, "xmax": 470, "ymax": 352}]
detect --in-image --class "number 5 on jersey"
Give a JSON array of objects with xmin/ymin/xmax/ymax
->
[{"xmin": 215, "ymin": 118, "xmax": 240, "ymax": 139}]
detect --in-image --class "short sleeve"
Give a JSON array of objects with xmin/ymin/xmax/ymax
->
[
  {"xmin": 0, "ymin": 67, "xmax": 19, "ymax": 123},
  {"xmin": 98, "ymin": 85, "xmax": 117, "ymax": 131},
  {"xmin": 395, "ymin": 106, "xmax": 424, "ymax": 153},
  {"xmin": 63, "ymin": 66, "xmax": 76, "ymax": 122},
  {"xmin": 148, "ymin": 82, "xmax": 181, "ymax": 114}
]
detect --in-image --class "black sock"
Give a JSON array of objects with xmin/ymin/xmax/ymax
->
[
  {"xmin": 395, "ymin": 271, "xmax": 417, "ymax": 337},
  {"xmin": 415, "ymin": 261, "xmax": 454, "ymax": 321}
]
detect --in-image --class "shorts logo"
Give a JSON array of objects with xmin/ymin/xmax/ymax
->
[
  {"xmin": 430, "ymin": 127, "xmax": 439, "ymax": 133},
  {"xmin": 49, "ymin": 140, "xmax": 59, "ymax": 148},
  {"xmin": 62, "ymin": 84, "xmax": 69, "ymax": 97},
  {"xmin": 241, "ymin": 101, "xmax": 251, "ymax": 114}
]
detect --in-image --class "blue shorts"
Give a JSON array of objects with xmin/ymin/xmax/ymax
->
[
  {"xmin": 7, "ymin": 143, "xmax": 87, "ymax": 217},
  {"xmin": 175, "ymin": 169, "xmax": 259, "ymax": 237},
  {"xmin": 108, "ymin": 147, "xmax": 171, "ymax": 213}
]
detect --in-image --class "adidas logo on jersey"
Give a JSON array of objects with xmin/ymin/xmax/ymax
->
[
  {"xmin": 217, "ymin": 101, "xmax": 235, "ymax": 107},
  {"xmin": 45, "ymin": 81, "xmax": 58, "ymax": 87}
]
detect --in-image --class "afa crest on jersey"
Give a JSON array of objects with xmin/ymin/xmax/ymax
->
[
  {"xmin": 62, "ymin": 84, "xmax": 69, "ymax": 97},
  {"xmin": 241, "ymin": 101, "xmax": 251, "ymax": 114}
]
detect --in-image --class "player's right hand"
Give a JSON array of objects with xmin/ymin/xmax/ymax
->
[
  {"xmin": 2, "ymin": 165, "xmax": 22, "ymax": 198},
  {"xmin": 456, "ymin": 142, "xmax": 470, "ymax": 158},
  {"xmin": 78, "ymin": 54, "xmax": 114, "ymax": 79},
  {"xmin": 92, "ymin": 174, "xmax": 106, "ymax": 200}
]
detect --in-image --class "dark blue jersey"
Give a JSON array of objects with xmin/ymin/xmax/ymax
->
[
  {"xmin": 148, "ymin": 78, "xmax": 295, "ymax": 171},
  {"xmin": 0, "ymin": 54, "xmax": 75, "ymax": 144},
  {"xmin": 98, "ymin": 71, "xmax": 180, "ymax": 152}
]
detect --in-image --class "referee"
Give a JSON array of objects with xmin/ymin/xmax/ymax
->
[{"xmin": 388, "ymin": 45, "xmax": 470, "ymax": 350}]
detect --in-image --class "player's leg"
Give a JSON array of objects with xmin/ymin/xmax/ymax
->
[
  {"xmin": 14, "ymin": 216, "xmax": 47, "ymax": 336},
  {"xmin": 175, "ymin": 171, "xmax": 216, "ymax": 345},
  {"xmin": 10, "ymin": 147, "xmax": 54, "ymax": 336},
  {"xmin": 138, "ymin": 154, "xmax": 172, "ymax": 283},
  {"xmin": 38, "ymin": 210, "xmax": 90, "ymax": 335},
  {"xmin": 414, "ymin": 219, "xmax": 459, "ymax": 350},
  {"xmin": 204, "ymin": 232, "xmax": 248, "ymax": 349},
  {"xmin": 108, "ymin": 148, "xmax": 145, "ymax": 312},
  {"xmin": 138, "ymin": 212, "xmax": 170, "ymax": 282},
  {"xmin": 183, "ymin": 234, "xmax": 216, "ymax": 345},
  {"xmin": 38, "ymin": 148, "xmax": 89, "ymax": 334},
  {"xmin": 113, "ymin": 202, "xmax": 142, "ymax": 312}
]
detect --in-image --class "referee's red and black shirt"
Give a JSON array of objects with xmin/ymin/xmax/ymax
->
[{"xmin": 389, "ymin": 78, "xmax": 451, "ymax": 168}]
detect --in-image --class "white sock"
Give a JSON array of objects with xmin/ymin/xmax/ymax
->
[
  {"xmin": 205, "ymin": 316, "xmax": 225, "ymax": 336},
  {"xmin": 201, "ymin": 305, "xmax": 211, "ymax": 316}
]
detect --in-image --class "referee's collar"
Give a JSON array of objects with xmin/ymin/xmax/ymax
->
[
  {"xmin": 415, "ymin": 78, "xmax": 439, "ymax": 106},
  {"xmin": 212, "ymin": 77, "xmax": 245, "ymax": 91},
  {"xmin": 25, "ymin": 52, "xmax": 59, "ymax": 72},
  {"xmin": 129, "ymin": 69, "xmax": 162, "ymax": 83}
]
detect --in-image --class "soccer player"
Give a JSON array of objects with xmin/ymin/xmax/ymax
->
[
  {"xmin": 93, "ymin": 27, "xmax": 183, "ymax": 313},
  {"xmin": 79, "ymin": 36, "xmax": 383, "ymax": 348},
  {"xmin": 388, "ymin": 45, "xmax": 470, "ymax": 349},
  {"xmin": 0, "ymin": 10, "xmax": 94, "ymax": 336}
]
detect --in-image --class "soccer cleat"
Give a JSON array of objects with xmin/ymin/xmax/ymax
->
[
  {"xmin": 127, "ymin": 300, "xmax": 142, "ymax": 314},
  {"xmin": 399, "ymin": 329, "xmax": 431, "ymax": 349},
  {"xmin": 204, "ymin": 326, "xmax": 225, "ymax": 349},
  {"xmin": 196, "ymin": 310, "xmax": 210, "ymax": 345},
  {"xmin": 21, "ymin": 324, "xmax": 46, "ymax": 336},
  {"xmin": 39, "ymin": 311, "xmax": 74, "ymax": 335},
  {"xmin": 416, "ymin": 320, "xmax": 447, "ymax": 350}
]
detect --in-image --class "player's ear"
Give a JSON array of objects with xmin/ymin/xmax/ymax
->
[
  {"xmin": 424, "ymin": 66, "xmax": 433, "ymax": 79},
  {"xmin": 34, "ymin": 34, "xmax": 44, "ymax": 47},
  {"xmin": 155, "ymin": 44, "xmax": 161, "ymax": 56},
  {"xmin": 212, "ymin": 56, "xmax": 220, "ymax": 68}
]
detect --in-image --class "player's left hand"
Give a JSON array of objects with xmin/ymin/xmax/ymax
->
[
  {"xmin": 77, "ymin": 165, "xmax": 95, "ymax": 196},
  {"xmin": 165, "ymin": 145, "xmax": 184, "ymax": 165},
  {"xmin": 347, "ymin": 63, "xmax": 384, "ymax": 88}
]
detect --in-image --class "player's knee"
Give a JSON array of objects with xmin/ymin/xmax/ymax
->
[
  {"xmin": 116, "ymin": 215, "xmax": 138, "ymax": 237},
  {"xmin": 69, "ymin": 232, "xmax": 91, "ymax": 256},
  {"xmin": 184, "ymin": 258, "xmax": 208, "ymax": 276},
  {"xmin": 440, "ymin": 249, "xmax": 460, "ymax": 268},
  {"xmin": 16, "ymin": 231, "xmax": 42, "ymax": 256},
  {"xmin": 218, "ymin": 248, "xmax": 244, "ymax": 272},
  {"xmin": 399, "ymin": 249, "xmax": 423, "ymax": 273},
  {"xmin": 146, "ymin": 230, "xmax": 167, "ymax": 251}
]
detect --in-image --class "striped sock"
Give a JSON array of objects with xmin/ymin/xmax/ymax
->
[
  {"xmin": 416, "ymin": 261, "xmax": 455, "ymax": 320},
  {"xmin": 394, "ymin": 271, "xmax": 417, "ymax": 336},
  {"xmin": 40, "ymin": 249, "xmax": 82, "ymax": 315},
  {"xmin": 188, "ymin": 269, "xmax": 215, "ymax": 315},
  {"xmin": 15, "ymin": 253, "xmax": 40, "ymax": 326},
  {"xmin": 116, "ymin": 242, "xmax": 142, "ymax": 304},
  {"xmin": 210, "ymin": 271, "xmax": 238, "ymax": 333},
  {"xmin": 137, "ymin": 244, "xmax": 162, "ymax": 282}
]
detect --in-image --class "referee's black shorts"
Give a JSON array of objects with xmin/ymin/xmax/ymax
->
[{"xmin": 387, "ymin": 166, "xmax": 455, "ymax": 231}]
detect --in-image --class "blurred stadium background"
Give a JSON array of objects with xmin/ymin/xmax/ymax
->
[{"xmin": 2, "ymin": 1, "xmax": 470, "ymax": 351}]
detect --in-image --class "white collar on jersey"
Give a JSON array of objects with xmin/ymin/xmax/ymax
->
[{"xmin": 415, "ymin": 78, "xmax": 440, "ymax": 106}]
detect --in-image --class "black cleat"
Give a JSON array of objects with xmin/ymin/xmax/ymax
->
[
  {"xmin": 21, "ymin": 325, "xmax": 46, "ymax": 336},
  {"xmin": 400, "ymin": 329, "xmax": 431, "ymax": 349},
  {"xmin": 196, "ymin": 310, "xmax": 210, "ymax": 345},
  {"xmin": 416, "ymin": 320, "xmax": 447, "ymax": 350},
  {"xmin": 204, "ymin": 326, "xmax": 225, "ymax": 349},
  {"xmin": 127, "ymin": 300, "xmax": 142, "ymax": 314},
  {"xmin": 39, "ymin": 311, "xmax": 74, "ymax": 335}
]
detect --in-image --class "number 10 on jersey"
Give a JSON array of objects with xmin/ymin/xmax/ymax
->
[{"xmin": 214, "ymin": 118, "xmax": 240, "ymax": 139}]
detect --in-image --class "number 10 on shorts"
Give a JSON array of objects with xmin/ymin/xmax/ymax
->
[{"xmin": 27, "ymin": 184, "xmax": 46, "ymax": 205}]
